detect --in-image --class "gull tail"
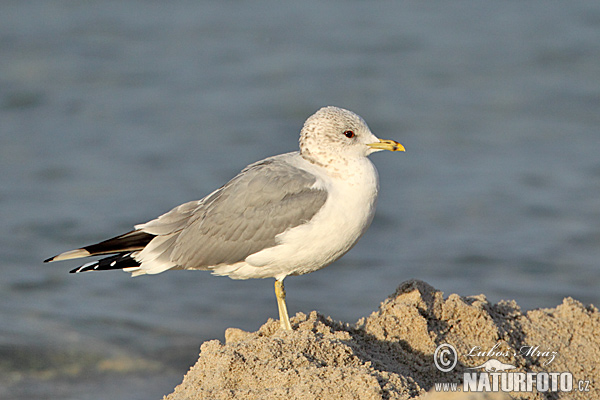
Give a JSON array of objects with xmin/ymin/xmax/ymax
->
[{"xmin": 44, "ymin": 230, "xmax": 155, "ymax": 273}]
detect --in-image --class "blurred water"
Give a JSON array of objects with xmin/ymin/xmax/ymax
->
[{"xmin": 1, "ymin": 1, "xmax": 600, "ymax": 399}]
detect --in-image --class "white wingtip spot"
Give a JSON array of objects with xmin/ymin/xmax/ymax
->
[{"xmin": 73, "ymin": 260, "xmax": 98, "ymax": 273}]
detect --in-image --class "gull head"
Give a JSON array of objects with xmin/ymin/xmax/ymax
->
[{"xmin": 299, "ymin": 106, "xmax": 404, "ymax": 166}]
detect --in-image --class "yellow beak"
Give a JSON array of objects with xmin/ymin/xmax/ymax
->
[{"xmin": 367, "ymin": 139, "xmax": 405, "ymax": 152}]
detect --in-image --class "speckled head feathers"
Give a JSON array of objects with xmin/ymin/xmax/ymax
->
[{"xmin": 299, "ymin": 106, "xmax": 380, "ymax": 166}]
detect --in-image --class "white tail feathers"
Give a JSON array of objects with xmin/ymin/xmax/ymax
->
[{"xmin": 45, "ymin": 248, "xmax": 91, "ymax": 263}]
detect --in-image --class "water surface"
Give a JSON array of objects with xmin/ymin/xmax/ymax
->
[{"xmin": 1, "ymin": 1, "xmax": 599, "ymax": 399}]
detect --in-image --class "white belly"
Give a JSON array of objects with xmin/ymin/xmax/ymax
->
[{"xmin": 213, "ymin": 157, "xmax": 380, "ymax": 280}]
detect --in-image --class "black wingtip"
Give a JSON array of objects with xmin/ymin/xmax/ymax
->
[
  {"xmin": 69, "ymin": 253, "xmax": 140, "ymax": 274},
  {"xmin": 43, "ymin": 256, "xmax": 54, "ymax": 263}
]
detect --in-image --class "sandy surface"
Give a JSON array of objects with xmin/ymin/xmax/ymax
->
[{"xmin": 163, "ymin": 280, "xmax": 598, "ymax": 399}]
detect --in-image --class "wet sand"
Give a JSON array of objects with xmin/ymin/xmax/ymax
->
[{"xmin": 163, "ymin": 280, "xmax": 598, "ymax": 399}]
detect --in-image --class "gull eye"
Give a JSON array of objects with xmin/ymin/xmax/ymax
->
[{"xmin": 343, "ymin": 130, "xmax": 355, "ymax": 139}]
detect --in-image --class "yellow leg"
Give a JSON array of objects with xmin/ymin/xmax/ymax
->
[{"xmin": 274, "ymin": 280, "xmax": 292, "ymax": 330}]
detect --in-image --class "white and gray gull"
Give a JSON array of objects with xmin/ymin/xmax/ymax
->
[{"xmin": 45, "ymin": 106, "xmax": 405, "ymax": 330}]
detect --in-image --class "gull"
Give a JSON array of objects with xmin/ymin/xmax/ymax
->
[{"xmin": 45, "ymin": 106, "xmax": 404, "ymax": 330}]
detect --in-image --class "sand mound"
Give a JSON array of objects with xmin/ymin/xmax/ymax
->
[{"xmin": 163, "ymin": 280, "xmax": 598, "ymax": 400}]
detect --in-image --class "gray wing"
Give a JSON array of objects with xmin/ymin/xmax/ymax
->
[{"xmin": 138, "ymin": 154, "xmax": 328, "ymax": 270}]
